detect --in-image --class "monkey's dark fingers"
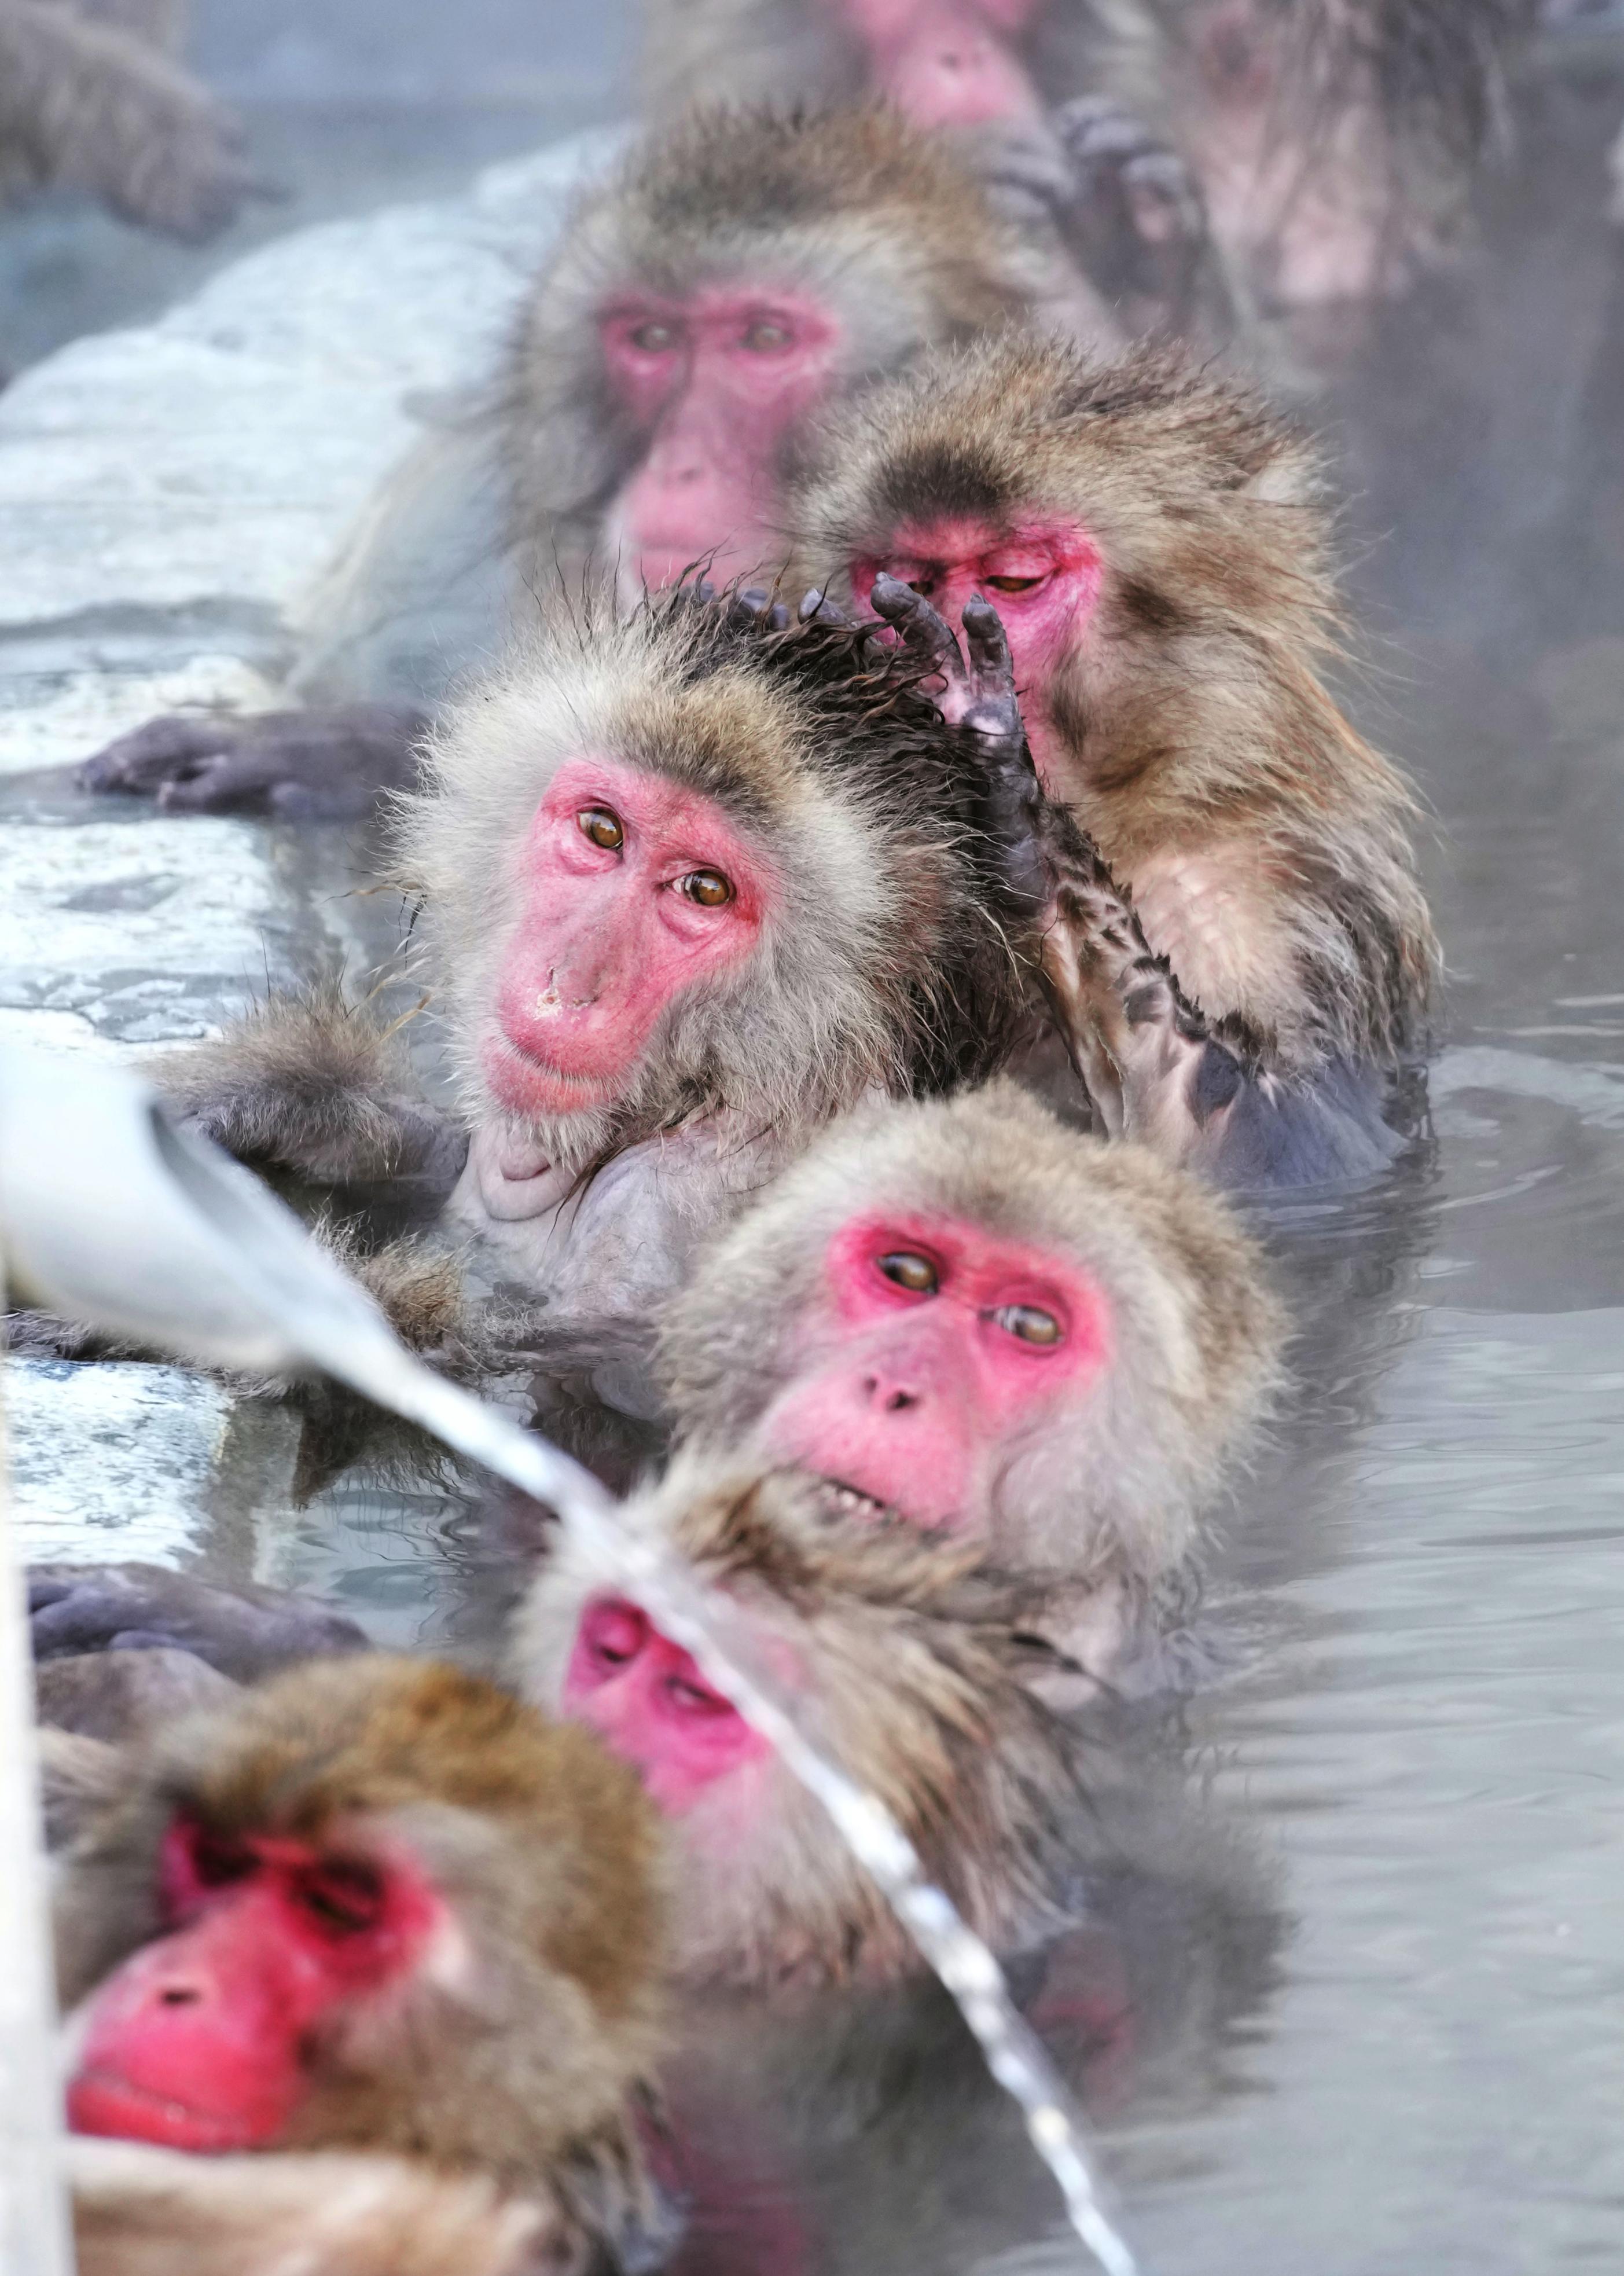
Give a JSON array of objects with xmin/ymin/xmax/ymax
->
[
  {"xmin": 958, "ymin": 597, "xmax": 1028, "ymax": 752},
  {"xmin": 1055, "ymin": 95, "xmax": 1164, "ymax": 176},
  {"xmin": 27, "ymin": 1563, "xmax": 369, "ymax": 1680},
  {"xmin": 798, "ymin": 588, "xmax": 854, "ymax": 628},
  {"xmin": 1120, "ymin": 150, "xmax": 1206, "ymax": 248},
  {"xmin": 79, "ymin": 713, "xmax": 243, "ymax": 795},
  {"xmin": 869, "ymin": 574, "xmax": 965, "ymax": 680}
]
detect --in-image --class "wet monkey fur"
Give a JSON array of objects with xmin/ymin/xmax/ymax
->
[
  {"xmin": 0, "ymin": 0, "xmax": 260, "ymax": 243},
  {"xmin": 78, "ymin": 105, "xmax": 1107, "ymax": 819},
  {"xmin": 53, "ymin": 1654, "xmax": 671, "ymax": 2276},
  {"xmin": 638, "ymin": 0, "xmax": 1537, "ymax": 313},
  {"xmin": 133, "ymin": 590, "xmax": 1033, "ymax": 1386},
  {"xmin": 791, "ymin": 333, "xmax": 1438, "ymax": 1187}
]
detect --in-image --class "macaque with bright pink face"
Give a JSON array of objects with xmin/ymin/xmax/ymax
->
[
  {"xmin": 52, "ymin": 1656, "xmax": 670, "ymax": 2275},
  {"xmin": 792, "ymin": 332, "xmax": 1438, "ymax": 1187},
  {"xmin": 835, "ymin": 0, "xmax": 1046, "ymax": 128}
]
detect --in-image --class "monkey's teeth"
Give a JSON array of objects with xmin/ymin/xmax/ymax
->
[{"xmin": 815, "ymin": 1478, "xmax": 893, "ymax": 1520}]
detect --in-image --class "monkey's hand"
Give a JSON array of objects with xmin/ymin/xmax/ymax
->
[
  {"xmin": 79, "ymin": 704, "xmax": 429, "ymax": 819},
  {"xmin": 29, "ymin": 1563, "xmax": 368, "ymax": 1684},
  {"xmin": 869, "ymin": 575, "xmax": 1052, "ymax": 915},
  {"xmin": 0, "ymin": 5, "xmax": 270, "ymax": 241},
  {"xmin": 1052, "ymin": 96, "xmax": 1234, "ymax": 339}
]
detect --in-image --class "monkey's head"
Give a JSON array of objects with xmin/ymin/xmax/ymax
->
[
  {"xmin": 516, "ymin": 1459, "xmax": 1081, "ymax": 1989},
  {"xmin": 401, "ymin": 593, "xmax": 1031, "ymax": 1176},
  {"xmin": 56, "ymin": 1658, "xmax": 666, "ymax": 2187},
  {"xmin": 795, "ymin": 331, "xmax": 1333, "ymax": 802},
  {"xmin": 509, "ymin": 106, "xmax": 1039, "ymax": 600},
  {"xmin": 657, "ymin": 1081, "xmax": 1285, "ymax": 1595}
]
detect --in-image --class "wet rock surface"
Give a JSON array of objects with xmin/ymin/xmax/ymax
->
[{"xmin": 0, "ymin": 132, "xmax": 613, "ymax": 1583}]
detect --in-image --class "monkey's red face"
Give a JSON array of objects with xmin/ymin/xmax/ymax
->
[
  {"xmin": 756, "ymin": 1212, "xmax": 1110, "ymax": 1529},
  {"xmin": 563, "ymin": 1597, "xmax": 774, "ymax": 1816},
  {"xmin": 834, "ymin": 0, "xmax": 1042, "ymax": 127},
  {"xmin": 601, "ymin": 287, "xmax": 844, "ymax": 596},
  {"xmin": 484, "ymin": 754, "xmax": 774, "ymax": 1120},
  {"xmin": 853, "ymin": 519, "xmax": 1103, "ymax": 784},
  {"xmin": 67, "ymin": 1816, "xmax": 443, "ymax": 2153}
]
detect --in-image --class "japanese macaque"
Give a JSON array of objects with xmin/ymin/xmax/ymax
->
[
  {"xmin": 76, "ymin": 104, "xmax": 1105, "ymax": 820},
  {"xmin": 132, "ymin": 590, "xmax": 1032, "ymax": 1386},
  {"xmin": 0, "ymin": 0, "xmax": 259, "ymax": 240},
  {"xmin": 639, "ymin": 0, "xmax": 1535, "ymax": 311},
  {"xmin": 53, "ymin": 1654, "xmax": 672, "ymax": 2276},
  {"xmin": 517, "ymin": 1460, "xmax": 1101, "ymax": 1989},
  {"xmin": 789, "ymin": 332, "xmax": 1439, "ymax": 1187},
  {"xmin": 657, "ymin": 1082, "xmax": 1284, "ymax": 1646}
]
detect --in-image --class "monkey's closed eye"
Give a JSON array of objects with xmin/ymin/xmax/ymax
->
[
  {"xmin": 677, "ymin": 868, "xmax": 734, "ymax": 906},
  {"xmin": 578, "ymin": 806, "xmax": 624, "ymax": 850},
  {"xmin": 983, "ymin": 575, "xmax": 1042, "ymax": 594},
  {"xmin": 189, "ymin": 1830, "xmax": 255, "ymax": 1887},
  {"xmin": 989, "ymin": 1302, "xmax": 1063, "ymax": 1347},
  {"xmin": 296, "ymin": 1860, "xmax": 385, "ymax": 1936},
  {"xmin": 665, "ymin": 1673, "xmax": 734, "ymax": 1718},
  {"xmin": 877, "ymin": 1250, "xmax": 939, "ymax": 1295}
]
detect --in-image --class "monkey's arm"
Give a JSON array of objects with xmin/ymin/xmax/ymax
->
[
  {"xmin": 870, "ymin": 578, "xmax": 1402, "ymax": 1188},
  {"xmin": 150, "ymin": 983, "xmax": 465, "ymax": 1197},
  {"xmin": 0, "ymin": 1, "xmax": 260, "ymax": 241},
  {"xmin": 31, "ymin": 1565, "xmax": 369, "ymax": 1684},
  {"xmin": 80, "ymin": 703, "xmax": 429, "ymax": 819}
]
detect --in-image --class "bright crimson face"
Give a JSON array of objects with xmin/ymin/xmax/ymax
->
[
  {"xmin": 601, "ymin": 287, "xmax": 844, "ymax": 595},
  {"xmin": 835, "ymin": 0, "xmax": 1042, "ymax": 126},
  {"xmin": 562, "ymin": 1596, "xmax": 771, "ymax": 1815},
  {"xmin": 851, "ymin": 518, "xmax": 1104, "ymax": 786},
  {"xmin": 483, "ymin": 753, "xmax": 774, "ymax": 1120},
  {"xmin": 67, "ymin": 1818, "xmax": 440, "ymax": 2154},
  {"xmin": 756, "ymin": 1210, "xmax": 1111, "ymax": 1529}
]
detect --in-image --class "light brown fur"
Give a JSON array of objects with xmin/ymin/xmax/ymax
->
[
  {"xmin": 792, "ymin": 331, "xmax": 1438, "ymax": 1076},
  {"xmin": 56, "ymin": 1656, "xmax": 669, "ymax": 2266},
  {"xmin": 659, "ymin": 1080, "xmax": 1285, "ymax": 1602}
]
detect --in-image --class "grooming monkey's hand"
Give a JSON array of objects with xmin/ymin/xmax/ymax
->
[
  {"xmin": 1053, "ymin": 96, "xmax": 1216, "ymax": 324},
  {"xmin": 79, "ymin": 704, "xmax": 428, "ymax": 819},
  {"xmin": 868, "ymin": 576, "xmax": 1051, "ymax": 915}
]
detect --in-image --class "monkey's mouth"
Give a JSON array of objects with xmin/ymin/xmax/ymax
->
[
  {"xmin": 68, "ymin": 2066, "xmax": 262, "ymax": 2154},
  {"xmin": 811, "ymin": 1475, "xmax": 900, "ymax": 1524}
]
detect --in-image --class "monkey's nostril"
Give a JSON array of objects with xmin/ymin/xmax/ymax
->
[{"xmin": 158, "ymin": 1986, "xmax": 201, "ymax": 2007}]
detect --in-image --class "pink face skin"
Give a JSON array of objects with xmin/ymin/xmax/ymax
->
[
  {"xmin": 836, "ymin": 0, "xmax": 1043, "ymax": 127},
  {"xmin": 483, "ymin": 754, "xmax": 774, "ymax": 1122},
  {"xmin": 755, "ymin": 1210, "xmax": 1110, "ymax": 1529},
  {"xmin": 563, "ymin": 1597, "xmax": 774, "ymax": 1817},
  {"xmin": 851, "ymin": 518, "xmax": 1104, "ymax": 788},
  {"xmin": 601, "ymin": 288, "xmax": 844, "ymax": 595}
]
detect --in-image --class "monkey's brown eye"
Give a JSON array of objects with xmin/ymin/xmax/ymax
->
[
  {"xmin": 741, "ymin": 320, "xmax": 792, "ymax": 351},
  {"xmin": 629, "ymin": 322, "xmax": 678, "ymax": 352},
  {"xmin": 297, "ymin": 1860, "xmax": 385, "ymax": 1936},
  {"xmin": 877, "ymin": 1250, "xmax": 939, "ymax": 1295},
  {"xmin": 905, "ymin": 577, "xmax": 938, "ymax": 599},
  {"xmin": 578, "ymin": 806, "xmax": 624, "ymax": 850},
  {"xmin": 677, "ymin": 868, "xmax": 734, "ymax": 907},
  {"xmin": 990, "ymin": 1302, "xmax": 1063, "ymax": 1347},
  {"xmin": 984, "ymin": 575, "xmax": 1042, "ymax": 594}
]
